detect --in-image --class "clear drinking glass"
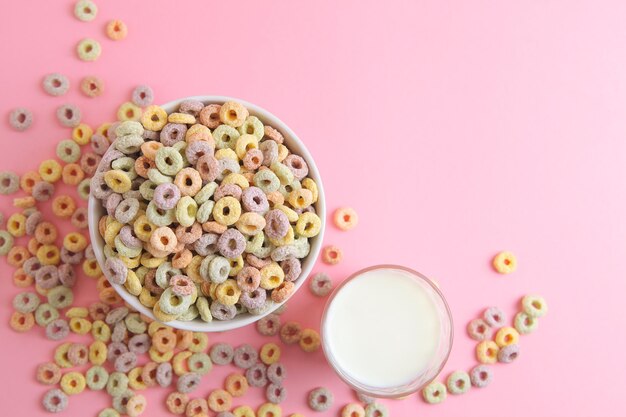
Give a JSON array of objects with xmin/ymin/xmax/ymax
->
[{"xmin": 320, "ymin": 265, "xmax": 453, "ymax": 398}]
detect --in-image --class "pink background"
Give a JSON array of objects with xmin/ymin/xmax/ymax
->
[{"xmin": 0, "ymin": 0, "xmax": 624, "ymax": 415}]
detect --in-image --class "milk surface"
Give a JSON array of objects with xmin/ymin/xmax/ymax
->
[{"xmin": 324, "ymin": 268, "xmax": 441, "ymax": 388}]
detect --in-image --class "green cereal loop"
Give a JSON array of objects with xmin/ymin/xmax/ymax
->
[
  {"xmin": 178, "ymin": 304, "xmax": 199, "ymax": 321},
  {"xmin": 115, "ymin": 134, "xmax": 144, "ymax": 155},
  {"xmin": 86, "ymin": 366, "xmax": 109, "ymax": 390},
  {"xmin": 279, "ymin": 179, "xmax": 302, "ymax": 198},
  {"xmin": 196, "ymin": 200, "xmax": 214, "ymax": 224},
  {"xmin": 13, "ymin": 291, "xmax": 40, "ymax": 313},
  {"xmin": 106, "ymin": 372, "xmax": 129, "ymax": 397},
  {"xmin": 209, "ymin": 256, "xmax": 230, "ymax": 284},
  {"xmin": 237, "ymin": 116, "xmax": 264, "ymax": 139},
  {"xmin": 290, "ymin": 236, "xmax": 310, "ymax": 258},
  {"xmin": 114, "ymin": 235, "xmax": 142, "ymax": 258},
  {"xmin": 111, "ymin": 157, "xmax": 138, "ymax": 180},
  {"xmin": 139, "ymin": 180, "xmax": 157, "ymax": 200},
  {"xmin": 146, "ymin": 201, "xmax": 175, "ymax": 227},
  {"xmin": 194, "ymin": 182, "xmax": 218, "ymax": 204},
  {"xmin": 253, "ymin": 170, "xmax": 280, "ymax": 193},
  {"xmin": 56, "ymin": 140, "xmax": 81, "ymax": 163},
  {"xmin": 270, "ymin": 162, "xmax": 294, "ymax": 185},
  {"xmin": 104, "ymin": 244, "xmax": 117, "ymax": 259},
  {"xmin": 245, "ymin": 232, "xmax": 264, "ymax": 253},
  {"xmin": 199, "ymin": 255, "xmax": 217, "ymax": 281},
  {"xmin": 522, "ymin": 295, "xmax": 548, "ymax": 318},
  {"xmin": 77, "ymin": 179, "xmax": 91, "ymax": 200},
  {"xmin": 147, "ymin": 168, "xmax": 172, "ymax": 185},
  {"xmin": 77, "ymin": 38, "xmax": 102, "ymax": 61},
  {"xmin": 188, "ymin": 352, "xmax": 212, "ymax": 375},
  {"xmin": 176, "ymin": 196, "xmax": 198, "ymax": 227},
  {"xmin": 0, "ymin": 230, "xmax": 15, "ymax": 255},
  {"xmin": 514, "ymin": 311, "xmax": 539, "ymax": 335},
  {"xmin": 112, "ymin": 389, "xmax": 135, "ymax": 414},
  {"xmin": 98, "ymin": 408, "xmax": 120, "ymax": 417},
  {"xmin": 155, "ymin": 262, "xmax": 181, "ymax": 288},
  {"xmin": 249, "ymin": 238, "xmax": 272, "ymax": 259},
  {"xmin": 35, "ymin": 303, "xmax": 60, "ymax": 326},
  {"xmin": 446, "ymin": 371, "xmax": 471, "ymax": 395},
  {"xmin": 159, "ymin": 288, "xmax": 192, "ymax": 315},
  {"xmin": 74, "ymin": 0, "xmax": 98, "ymax": 21},
  {"xmin": 48, "ymin": 286, "xmax": 74, "ymax": 309},
  {"xmin": 422, "ymin": 381, "xmax": 447, "ymax": 404},
  {"xmin": 116, "ymin": 121, "xmax": 144, "ymax": 137},
  {"xmin": 196, "ymin": 296, "xmax": 212, "ymax": 322},
  {"xmin": 173, "ymin": 141, "xmax": 190, "ymax": 167},
  {"xmin": 155, "ymin": 147, "xmax": 184, "ymax": 176},
  {"xmin": 124, "ymin": 312, "xmax": 147, "ymax": 334},
  {"xmin": 213, "ymin": 125, "xmax": 240, "ymax": 150}
]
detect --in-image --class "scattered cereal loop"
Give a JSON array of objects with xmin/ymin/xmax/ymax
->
[
  {"xmin": 77, "ymin": 38, "xmax": 102, "ymax": 61},
  {"xmin": 74, "ymin": 0, "xmax": 98, "ymax": 21},
  {"xmin": 43, "ymin": 73, "xmax": 70, "ymax": 96},
  {"xmin": 334, "ymin": 207, "xmax": 358, "ymax": 230},
  {"xmin": 492, "ymin": 251, "xmax": 516, "ymax": 274},
  {"xmin": 8, "ymin": 107, "xmax": 33, "ymax": 131},
  {"xmin": 322, "ymin": 245, "xmax": 343, "ymax": 265},
  {"xmin": 80, "ymin": 76, "xmax": 104, "ymax": 97},
  {"xmin": 106, "ymin": 19, "xmax": 128, "ymax": 40}
]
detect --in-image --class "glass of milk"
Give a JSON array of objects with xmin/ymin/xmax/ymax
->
[{"xmin": 321, "ymin": 265, "xmax": 453, "ymax": 398}]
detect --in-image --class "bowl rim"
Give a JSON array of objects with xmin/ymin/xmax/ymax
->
[{"xmin": 88, "ymin": 95, "xmax": 326, "ymax": 332}]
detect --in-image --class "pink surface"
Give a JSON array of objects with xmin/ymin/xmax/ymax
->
[{"xmin": 0, "ymin": 0, "xmax": 623, "ymax": 416}]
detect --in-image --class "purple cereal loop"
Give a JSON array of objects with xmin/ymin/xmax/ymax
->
[
  {"xmin": 233, "ymin": 344, "xmax": 258, "ymax": 369},
  {"xmin": 23, "ymin": 257, "xmax": 42, "ymax": 277},
  {"xmin": 266, "ymin": 383, "xmax": 287, "ymax": 404},
  {"xmin": 56, "ymin": 104, "xmax": 81, "ymax": 127},
  {"xmin": 497, "ymin": 344, "xmax": 520, "ymax": 363},
  {"xmin": 9, "ymin": 107, "xmax": 33, "ymax": 131},
  {"xmin": 115, "ymin": 351, "xmax": 137, "ymax": 373},
  {"xmin": 156, "ymin": 362, "xmax": 173, "ymax": 387},
  {"xmin": 210, "ymin": 301, "xmax": 236, "ymax": 321},
  {"xmin": 185, "ymin": 140, "xmax": 214, "ymax": 165},
  {"xmin": 177, "ymin": 372, "xmax": 201, "ymax": 394},
  {"xmin": 105, "ymin": 193, "xmax": 123, "ymax": 216},
  {"xmin": 264, "ymin": 210, "xmax": 289, "ymax": 239},
  {"xmin": 467, "ymin": 318, "xmax": 493, "ymax": 341},
  {"xmin": 170, "ymin": 275, "xmax": 195, "ymax": 296},
  {"xmin": 42, "ymin": 388, "xmax": 68, "ymax": 413},
  {"xmin": 107, "ymin": 122, "xmax": 121, "ymax": 142},
  {"xmin": 105, "ymin": 257, "xmax": 128, "ymax": 285},
  {"xmin": 90, "ymin": 133, "xmax": 110, "ymax": 155},
  {"xmin": 214, "ymin": 183, "xmax": 243, "ymax": 201},
  {"xmin": 106, "ymin": 306, "xmax": 129, "ymax": 324},
  {"xmin": 107, "ymin": 341, "xmax": 129, "ymax": 362},
  {"xmin": 193, "ymin": 233, "xmax": 219, "ymax": 256},
  {"xmin": 60, "ymin": 247, "xmax": 84, "ymax": 265},
  {"xmin": 243, "ymin": 149, "xmax": 264, "ymax": 170},
  {"xmin": 128, "ymin": 333, "xmax": 151, "ymax": 354},
  {"xmin": 271, "ymin": 245, "xmax": 296, "ymax": 262},
  {"xmin": 256, "ymin": 314, "xmax": 280, "ymax": 336},
  {"xmin": 469, "ymin": 365, "xmax": 493, "ymax": 388},
  {"xmin": 32, "ymin": 181, "xmax": 55, "ymax": 202},
  {"xmin": 36, "ymin": 265, "xmax": 60, "ymax": 289},
  {"xmin": 111, "ymin": 321, "xmax": 128, "ymax": 343},
  {"xmin": 309, "ymin": 272, "xmax": 332, "ymax": 297},
  {"xmin": 199, "ymin": 104, "xmax": 222, "ymax": 129},
  {"xmin": 97, "ymin": 149, "xmax": 124, "ymax": 173},
  {"xmin": 236, "ymin": 266, "xmax": 261, "ymax": 292},
  {"xmin": 283, "ymin": 154, "xmax": 309, "ymax": 180},
  {"xmin": 245, "ymin": 362, "xmax": 268, "ymax": 387},
  {"xmin": 196, "ymin": 155, "xmax": 219, "ymax": 182},
  {"xmin": 209, "ymin": 343, "xmax": 234, "ymax": 365},
  {"xmin": 178, "ymin": 100, "xmax": 204, "ymax": 117},
  {"xmin": 119, "ymin": 225, "xmax": 142, "ymax": 249},
  {"xmin": 80, "ymin": 152, "xmax": 101, "ymax": 176},
  {"xmin": 267, "ymin": 362, "xmax": 286, "ymax": 384},
  {"xmin": 217, "ymin": 228, "xmax": 246, "ymax": 259},
  {"xmin": 68, "ymin": 343, "xmax": 89, "ymax": 366},
  {"xmin": 25, "ymin": 211, "xmax": 42, "ymax": 235},
  {"xmin": 483, "ymin": 307, "xmax": 506, "ymax": 328},
  {"xmin": 131, "ymin": 85, "xmax": 154, "ymax": 107},
  {"xmin": 153, "ymin": 183, "xmax": 181, "ymax": 210},
  {"xmin": 143, "ymin": 129, "xmax": 159, "ymax": 140},
  {"xmin": 58, "ymin": 264, "xmax": 77, "ymax": 287},
  {"xmin": 84, "ymin": 244, "xmax": 95, "ymax": 260},
  {"xmin": 46, "ymin": 318, "xmax": 69, "ymax": 341},
  {"xmin": 160, "ymin": 123, "xmax": 187, "ymax": 146},
  {"xmin": 115, "ymin": 198, "xmax": 139, "ymax": 224},
  {"xmin": 70, "ymin": 207, "xmax": 89, "ymax": 229},
  {"xmin": 260, "ymin": 140, "xmax": 278, "ymax": 167},
  {"xmin": 239, "ymin": 288, "xmax": 266, "ymax": 310},
  {"xmin": 43, "ymin": 73, "xmax": 70, "ymax": 96},
  {"xmin": 280, "ymin": 258, "xmax": 301, "ymax": 282},
  {"xmin": 91, "ymin": 173, "xmax": 113, "ymax": 200}
]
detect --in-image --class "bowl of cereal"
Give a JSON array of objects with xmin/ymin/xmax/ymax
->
[{"xmin": 88, "ymin": 96, "xmax": 325, "ymax": 332}]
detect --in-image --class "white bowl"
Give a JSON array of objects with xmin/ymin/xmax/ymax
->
[{"xmin": 88, "ymin": 95, "xmax": 326, "ymax": 332}]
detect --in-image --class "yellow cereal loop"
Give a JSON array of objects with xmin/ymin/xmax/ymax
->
[
  {"xmin": 258, "ymin": 403, "xmax": 282, "ymax": 417},
  {"xmin": 495, "ymin": 326, "xmax": 520, "ymax": 347},
  {"xmin": 476, "ymin": 340, "xmax": 499, "ymax": 364},
  {"xmin": 235, "ymin": 134, "xmax": 259, "ymax": 159},
  {"xmin": 104, "ymin": 170, "xmax": 132, "ymax": 193},
  {"xmin": 301, "ymin": 178, "xmax": 318, "ymax": 203},
  {"xmin": 72, "ymin": 123, "xmax": 93, "ymax": 145},
  {"xmin": 64, "ymin": 232, "xmax": 88, "ymax": 252},
  {"xmin": 141, "ymin": 105, "xmax": 168, "ymax": 131},
  {"xmin": 104, "ymin": 220, "xmax": 123, "ymax": 246},
  {"xmin": 212, "ymin": 196, "xmax": 242, "ymax": 226},
  {"xmin": 153, "ymin": 302, "xmax": 178, "ymax": 322},
  {"xmin": 148, "ymin": 321, "xmax": 169, "ymax": 336},
  {"xmin": 70, "ymin": 317, "xmax": 92, "ymax": 334},
  {"xmin": 120, "ymin": 254, "xmax": 141, "ymax": 269},
  {"xmin": 188, "ymin": 332, "xmax": 209, "ymax": 353},
  {"xmin": 37, "ymin": 244, "xmax": 60, "ymax": 265},
  {"xmin": 66, "ymin": 307, "xmax": 89, "ymax": 319},
  {"xmin": 54, "ymin": 343, "xmax": 73, "ymax": 368},
  {"xmin": 277, "ymin": 144, "xmax": 289, "ymax": 162},
  {"xmin": 39, "ymin": 160, "xmax": 63, "ymax": 183},
  {"xmin": 493, "ymin": 251, "xmax": 517, "ymax": 274},
  {"xmin": 295, "ymin": 212, "xmax": 321, "ymax": 238},
  {"xmin": 89, "ymin": 340, "xmax": 108, "ymax": 365},
  {"xmin": 149, "ymin": 346, "xmax": 174, "ymax": 363},
  {"xmin": 117, "ymin": 101, "xmax": 142, "ymax": 122},
  {"xmin": 125, "ymin": 270, "xmax": 142, "ymax": 296},
  {"xmin": 7, "ymin": 213, "xmax": 27, "ymax": 237},
  {"xmin": 60, "ymin": 371, "xmax": 86, "ymax": 395},
  {"xmin": 233, "ymin": 405, "xmax": 256, "ymax": 417},
  {"xmin": 139, "ymin": 288, "xmax": 158, "ymax": 308},
  {"xmin": 275, "ymin": 205, "xmax": 298, "ymax": 223},
  {"xmin": 215, "ymin": 279, "xmax": 241, "ymax": 306},
  {"xmin": 134, "ymin": 214, "xmax": 156, "ymax": 242},
  {"xmin": 168, "ymin": 112, "xmax": 196, "ymax": 124},
  {"xmin": 215, "ymin": 148, "xmax": 238, "ymax": 161},
  {"xmin": 221, "ymin": 173, "xmax": 249, "ymax": 189},
  {"xmin": 128, "ymin": 367, "xmax": 147, "ymax": 390},
  {"xmin": 172, "ymin": 351, "xmax": 193, "ymax": 376},
  {"xmin": 83, "ymin": 259, "xmax": 102, "ymax": 277},
  {"xmin": 260, "ymin": 343, "xmax": 281, "ymax": 365},
  {"xmin": 260, "ymin": 263, "xmax": 285, "ymax": 290},
  {"xmin": 140, "ymin": 252, "xmax": 166, "ymax": 268},
  {"xmin": 287, "ymin": 189, "xmax": 313, "ymax": 209},
  {"xmin": 228, "ymin": 255, "xmax": 244, "ymax": 277},
  {"xmin": 268, "ymin": 226, "xmax": 295, "ymax": 247},
  {"xmin": 96, "ymin": 122, "xmax": 112, "ymax": 137},
  {"xmin": 92, "ymin": 320, "xmax": 111, "ymax": 342}
]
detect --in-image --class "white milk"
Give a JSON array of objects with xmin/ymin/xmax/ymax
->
[{"xmin": 323, "ymin": 268, "xmax": 442, "ymax": 388}]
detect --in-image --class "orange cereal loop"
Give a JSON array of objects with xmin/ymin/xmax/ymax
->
[
  {"xmin": 98, "ymin": 215, "xmax": 108, "ymax": 238},
  {"xmin": 322, "ymin": 245, "xmax": 343, "ymax": 265},
  {"xmin": 37, "ymin": 244, "xmax": 60, "ymax": 266},
  {"xmin": 28, "ymin": 238, "xmax": 43, "ymax": 255},
  {"xmin": 176, "ymin": 330, "xmax": 194, "ymax": 350},
  {"xmin": 13, "ymin": 268, "xmax": 34, "ymax": 287},
  {"xmin": 152, "ymin": 328, "xmax": 177, "ymax": 353},
  {"xmin": 219, "ymin": 101, "xmax": 249, "ymax": 128},
  {"xmin": 35, "ymin": 221, "xmax": 58, "ymax": 244},
  {"xmin": 493, "ymin": 251, "xmax": 517, "ymax": 274},
  {"xmin": 299, "ymin": 328, "xmax": 321, "ymax": 352},
  {"xmin": 52, "ymin": 195, "xmax": 76, "ymax": 218},
  {"xmin": 106, "ymin": 19, "xmax": 128, "ymax": 40},
  {"xmin": 99, "ymin": 287, "xmax": 122, "ymax": 305},
  {"xmin": 96, "ymin": 275, "xmax": 112, "ymax": 292},
  {"xmin": 333, "ymin": 207, "xmax": 359, "ymax": 231},
  {"xmin": 134, "ymin": 156, "xmax": 155, "ymax": 178},
  {"xmin": 7, "ymin": 246, "xmax": 29, "ymax": 267},
  {"xmin": 202, "ymin": 221, "xmax": 227, "ymax": 234},
  {"xmin": 207, "ymin": 389, "xmax": 233, "ymax": 413},
  {"xmin": 224, "ymin": 372, "xmax": 249, "ymax": 397},
  {"xmin": 10, "ymin": 311, "xmax": 35, "ymax": 332},
  {"xmin": 20, "ymin": 171, "xmax": 41, "ymax": 194},
  {"xmin": 13, "ymin": 196, "xmax": 36, "ymax": 209},
  {"xmin": 62, "ymin": 163, "xmax": 85, "ymax": 186}
]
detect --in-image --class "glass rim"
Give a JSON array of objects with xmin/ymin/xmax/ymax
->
[{"xmin": 320, "ymin": 264, "xmax": 454, "ymax": 399}]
